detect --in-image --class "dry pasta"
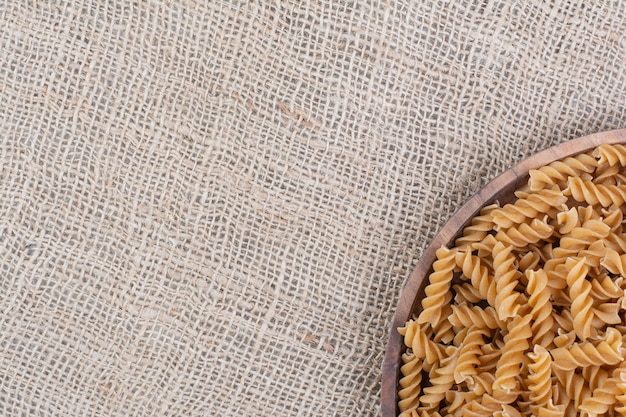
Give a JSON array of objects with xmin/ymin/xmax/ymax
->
[
  {"xmin": 594, "ymin": 144, "xmax": 626, "ymax": 167},
  {"xmin": 397, "ymin": 144, "xmax": 626, "ymax": 416},
  {"xmin": 526, "ymin": 345, "xmax": 552, "ymax": 413},
  {"xmin": 491, "ymin": 189, "xmax": 567, "ymax": 229},
  {"xmin": 398, "ymin": 351, "xmax": 423, "ymax": 412},
  {"xmin": 578, "ymin": 366, "xmax": 624, "ymax": 416}
]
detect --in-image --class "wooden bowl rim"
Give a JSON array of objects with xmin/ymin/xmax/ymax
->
[{"xmin": 381, "ymin": 128, "xmax": 626, "ymax": 417}]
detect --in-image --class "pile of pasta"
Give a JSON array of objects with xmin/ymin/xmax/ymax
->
[{"xmin": 398, "ymin": 144, "xmax": 626, "ymax": 417}]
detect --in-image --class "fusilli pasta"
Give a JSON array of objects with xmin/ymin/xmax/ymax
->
[{"xmin": 396, "ymin": 143, "xmax": 626, "ymax": 416}]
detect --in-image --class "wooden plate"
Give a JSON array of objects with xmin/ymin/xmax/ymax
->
[{"xmin": 381, "ymin": 128, "xmax": 626, "ymax": 417}]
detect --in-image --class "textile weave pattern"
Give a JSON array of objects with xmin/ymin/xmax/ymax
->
[{"xmin": 0, "ymin": 1, "xmax": 624, "ymax": 416}]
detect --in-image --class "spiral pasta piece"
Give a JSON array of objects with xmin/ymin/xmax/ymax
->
[
  {"xmin": 493, "ymin": 314, "xmax": 532, "ymax": 393},
  {"xmin": 398, "ymin": 320, "xmax": 446, "ymax": 367},
  {"xmin": 456, "ymin": 250, "xmax": 496, "ymax": 307},
  {"xmin": 565, "ymin": 257, "xmax": 594, "ymax": 340},
  {"xmin": 491, "ymin": 188, "xmax": 567, "ymax": 229},
  {"xmin": 453, "ymin": 326, "xmax": 489, "ymax": 385},
  {"xmin": 454, "ymin": 203, "xmax": 498, "ymax": 250},
  {"xmin": 495, "ymin": 217, "xmax": 554, "ymax": 248},
  {"xmin": 420, "ymin": 346, "xmax": 458, "ymax": 407},
  {"xmin": 398, "ymin": 351, "xmax": 423, "ymax": 412},
  {"xmin": 528, "ymin": 152, "xmax": 598, "ymax": 191},
  {"xmin": 526, "ymin": 269, "xmax": 554, "ymax": 347},
  {"xmin": 552, "ymin": 220, "xmax": 612, "ymax": 260},
  {"xmin": 594, "ymin": 143, "xmax": 626, "ymax": 166},
  {"xmin": 449, "ymin": 303, "xmax": 503, "ymax": 330},
  {"xmin": 418, "ymin": 246, "xmax": 456, "ymax": 326},
  {"xmin": 492, "ymin": 242, "xmax": 522, "ymax": 321},
  {"xmin": 565, "ymin": 176, "xmax": 626, "ymax": 207},
  {"xmin": 551, "ymin": 327, "xmax": 624, "ymax": 371},
  {"xmin": 526, "ymin": 345, "xmax": 552, "ymax": 413}
]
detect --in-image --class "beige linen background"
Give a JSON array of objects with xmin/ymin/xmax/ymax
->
[{"xmin": 0, "ymin": 1, "xmax": 624, "ymax": 416}]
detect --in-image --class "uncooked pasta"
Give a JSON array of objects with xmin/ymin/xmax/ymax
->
[{"xmin": 397, "ymin": 144, "xmax": 626, "ymax": 416}]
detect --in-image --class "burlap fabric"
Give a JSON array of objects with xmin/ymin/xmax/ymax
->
[{"xmin": 0, "ymin": 1, "xmax": 623, "ymax": 415}]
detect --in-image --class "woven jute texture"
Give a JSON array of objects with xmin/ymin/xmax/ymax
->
[{"xmin": 0, "ymin": 1, "xmax": 624, "ymax": 415}]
